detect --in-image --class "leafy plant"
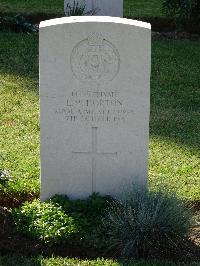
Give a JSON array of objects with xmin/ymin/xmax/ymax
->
[
  {"xmin": 12, "ymin": 199, "xmax": 77, "ymax": 244},
  {"xmin": 64, "ymin": 0, "xmax": 97, "ymax": 16},
  {"xmin": 162, "ymin": 0, "xmax": 200, "ymax": 24},
  {"xmin": 51, "ymin": 193, "xmax": 112, "ymax": 249},
  {"xmin": 104, "ymin": 186, "xmax": 194, "ymax": 258},
  {"xmin": 12, "ymin": 194, "xmax": 112, "ymax": 249}
]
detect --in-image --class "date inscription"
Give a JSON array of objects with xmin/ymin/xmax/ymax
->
[{"xmin": 55, "ymin": 89, "xmax": 134, "ymax": 123}]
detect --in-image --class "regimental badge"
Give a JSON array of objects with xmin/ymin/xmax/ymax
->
[{"xmin": 70, "ymin": 33, "xmax": 120, "ymax": 83}]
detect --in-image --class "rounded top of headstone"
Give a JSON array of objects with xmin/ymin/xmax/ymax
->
[{"xmin": 39, "ymin": 16, "xmax": 151, "ymax": 30}]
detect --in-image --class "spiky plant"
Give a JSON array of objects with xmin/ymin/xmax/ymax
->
[
  {"xmin": 104, "ymin": 185, "xmax": 193, "ymax": 258},
  {"xmin": 65, "ymin": 0, "xmax": 97, "ymax": 16}
]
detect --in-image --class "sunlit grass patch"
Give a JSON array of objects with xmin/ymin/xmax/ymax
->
[
  {"xmin": 0, "ymin": 33, "xmax": 199, "ymax": 204},
  {"xmin": 0, "ymin": 33, "xmax": 39, "ymax": 198},
  {"xmin": 0, "ymin": 256, "xmax": 192, "ymax": 266}
]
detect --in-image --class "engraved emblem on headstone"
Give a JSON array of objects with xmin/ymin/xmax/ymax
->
[{"xmin": 70, "ymin": 33, "xmax": 120, "ymax": 82}]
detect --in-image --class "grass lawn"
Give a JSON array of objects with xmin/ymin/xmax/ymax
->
[
  {"xmin": 124, "ymin": 0, "xmax": 163, "ymax": 18},
  {"xmin": 0, "ymin": 33, "xmax": 39, "ymax": 199},
  {"xmin": 0, "ymin": 2, "xmax": 199, "ymax": 265},
  {"xmin": 0, "ymin": 32, "xmax": 199, "ymax": 203},
  {"xmin": 0, "ymin": 256, "xmax": 198, "ymax": 266},
  {"xmin": 149, "ymin": 38, "xmax": 200, "ymax": 201},
  {"xmin": 0, "ymin": 0, "xmax": 163, "ymax": 18}
]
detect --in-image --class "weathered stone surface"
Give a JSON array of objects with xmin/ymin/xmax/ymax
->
[{"xmin": 39, "ymin": 16, "xmax": 151, "ymax": 200}]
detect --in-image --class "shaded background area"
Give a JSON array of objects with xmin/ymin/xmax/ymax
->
[
  {"xmin": 0, "ymin": 0, "xmax": 162, "ymax": 17},
  {"xmin": 1, "ymin": 0, "xmax": 199, "ymax": 33}
]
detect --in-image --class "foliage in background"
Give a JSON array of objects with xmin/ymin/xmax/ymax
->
[
  {"xmin": 65, "ymin": 1, "xmax": 85, "ymax": 16},
  {"xmin": 0, "ymin": 0, "xmax": 164, "ymax": 19},
  {"xmin": 12, "ymin": 199, "xmax": 77, "ymax": 244},
  {"xmin": 124, "ymin": 0, "xmax": 163, "ymax": 18},
  {"xmin": 64, "ymin": 0, "xmax": 97, "ymax": 16},
  {"xmin": 162, "ymin": 0, "xmax": 200, "ymax": 24},
  {"xmin": 104, "ymin": 186, "xmax": 194, "ymax": 258},
  {"xmin": 0, "ymin": 15, "xmax": 38, "ymax": 32}
]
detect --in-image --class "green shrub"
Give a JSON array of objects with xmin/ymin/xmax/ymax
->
[
  {"xmin": 12, "ymin": 194, "xmax": 112, "ymax": 249},
  {"xmin": 0, "ymin": 15, "xmax": 38, "ymax": 32},
  {"xmin": 162, "ymin": 0, "xmax": 200, "ymax": 24},
  {"xmin": 12, "ymin": 199, "xmax": 78, "ymax": 244},
  {"xmin": 51, "ymin": 193, "xmax": 112, "ymax": 250},
  {"xmin": 104, "ymin": 186, "xmax": 193, "ymax": 258}
]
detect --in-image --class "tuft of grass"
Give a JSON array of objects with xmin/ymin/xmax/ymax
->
[{"xmin": 104, "ymin": 186, "xmax": 193, "ymax": 258}]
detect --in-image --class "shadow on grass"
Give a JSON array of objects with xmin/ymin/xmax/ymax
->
[
  {"xmin": 150, "ymin": 38, "xmax": 200, "ymax": 151},
  {"xmin": 150, "ymin": 107, "xmax": 200, "ymax": 153},
  {"xmin": 0, "ymin": 256, "xmax": 41, "ymax": 266},
  {"xmin": 0, "ymin": 33, "xmax": 199, "ymax": 150},
  {"xmin": 0, "ymin": 32, "xmax": 39, "ymax": 93}
]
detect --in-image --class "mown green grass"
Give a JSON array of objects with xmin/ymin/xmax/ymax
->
[
  {"xmin": 0, "ymin": 0, "xmax": 163, "ymax": 18},
  {"xmin": 124, "ymin": 0, "xmax": 163, "ymax": 18},
  {"xmin": 0, "ymin": 256, "xmax": 197, "ymax": 266},
  {"xmin": 0, "ymin": 33, "xmax": 39, "ymax": 196},
  {"xmin": 149, "ymin": 39, "xmax": 200, "ymax": 201},
  {"xmin": 0, "ymin": 0, "xmax": 63, "ymax": 15},
  {"xmin": 0, "ymin": 33, "xmax": 199, "ymax": 202}
]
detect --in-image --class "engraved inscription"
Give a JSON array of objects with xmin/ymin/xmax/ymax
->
[
  {"xmin": 73, "ymin": 127, "xmax": 117, "ymax": 192},
  {"xmin": 55, "ymin": 89, "xmax": 134, "ymax": 124},
  {"xmin": 70, "ymin": 33, "xmax": 120, "ymax": 82}
]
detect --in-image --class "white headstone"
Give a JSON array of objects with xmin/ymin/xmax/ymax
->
[
  {"xmin": 64, "ymin": 0, "xmax": 123, "ymax": 17},
  {"xmin": 39, "ymin": 16, "xmax": 151, "ymax": 200}
]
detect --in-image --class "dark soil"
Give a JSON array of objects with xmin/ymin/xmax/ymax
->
[
  {"xmin": 0, "ymin": 207, "xmax": 100, "ymax": 259},
  {"xmin": 0, "ymin": 192, "xmax": 39, "ymax": 209},
  {"xmin": 0, "ymin": 205, "xmax": 200, "ymax": 262}
]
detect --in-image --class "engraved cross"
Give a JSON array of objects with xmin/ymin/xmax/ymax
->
[{"xmin": 73, "ymin": 127, "xmax": 117, "ymax": 192}]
